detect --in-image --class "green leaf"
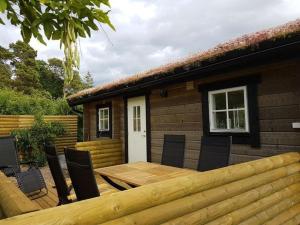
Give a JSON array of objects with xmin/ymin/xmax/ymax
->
[
  {"xmin": 82, "ymin": 23, "xmax": 91, "ymax": 37},
  {"xmin": 0, "ymin": 0, "xmax": 7, "ymax": 12},
  {"xmin": 0, "ymin": 18, "xmax": 4, "ymax": 25},
  {"xmin": 37, "ymin": 33, "xmax": 47, "ymax": 45},
  {"xmin": 86, "ymin": 20, "xmax": 98, "ymax": 30},
  {"xmin": 21, "ymin": 25, "xmax": 32, "ymax": 43},
  {"xmin": 52, "ymin": 30, "xmax": 61, "ymax": 40},
  {"xmin": 44, "ymin": 21, "xmax": 54, "ymax": 39}
]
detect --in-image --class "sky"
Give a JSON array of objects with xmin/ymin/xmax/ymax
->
[{"xmin": 0, "ymin": 0, "xmax": 300, "ymax": 86}]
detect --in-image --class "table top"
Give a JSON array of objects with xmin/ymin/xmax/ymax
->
[{"xmin": 94, "ymin": 161, "xmax": 197, "ymax": 186}]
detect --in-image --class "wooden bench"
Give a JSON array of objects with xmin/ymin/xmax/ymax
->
[
  {"xmin": 75, "ymin": 140, "xmax": 123, "ymax": 168},
  {"xmin": 1, "ymin": 152, "xmax": 300, "ymax": 224}
]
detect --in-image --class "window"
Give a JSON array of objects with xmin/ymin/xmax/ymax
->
[
  {"xmin": 133, "ymin": 106, "xmax": 141, "ymax": 132},
  {"xmin": 99, "ymin": 107, "xmax": 109, "ymax": 131},
  {"xmin": 96, "ymin": 103, "xmax": 112, "ymax": 138},
  {"xmin": 209, "ymin": 86, "xmax": 249, "ymax": 133}
]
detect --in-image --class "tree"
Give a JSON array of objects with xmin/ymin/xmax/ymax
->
[
  {"xmin": 9, "ymin": 41, "xmax": 41, "ymax": 94},
  {"xmin": 0, "ymin": 46, "xmax": 12, "ymax": 88},
  {"xmin": 36, "ymin": 60, "xmax": 64, "ymax": 99},
  {"xmin": 83, "ymin": 71, "xmax": 94, "ymax": 88},
  {"xmin": 0, "ymin": 0, "xmax": 115, "ymax": 97}
]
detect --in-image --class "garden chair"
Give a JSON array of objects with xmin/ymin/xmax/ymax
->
[
  {"xmin": 197, "ymin": 136, "xmax": 231, "ymax": 171},
  {"xmin": 64, "ymin": 148, "xmax": 100, "ymax": 201},
  {"xmin": 161, "ymin": 135, "xmax": 186, "ymax": 168},
  {"xmin": 0, "ymin": 136, "xmax": 47, "ymax": 198},
  {"xmin": 44, "ymin": 144, "xmax": 73, "ymax": 205}
]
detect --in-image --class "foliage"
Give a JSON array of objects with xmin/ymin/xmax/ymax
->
[
  {"xmin": 0, "ymin": 41, "xmax": 94, "ymax": 98},
  {"xmin": 11, "ymin": 115, "xmax": 66, "ymax": 166},
  {"xmin": 37, "ymin": 60, "xmax": 64, "ymax": 98},
  {"xmin": 0, "ymin": 88, "xmax": 72, "ymax": 115},
  {"xmin": 83, "ymin": 71, "xmax": 94, "ymax": 88},
  {"xmin": 9, "ymin": 41, "xmax": 41, "ymax": 94},
  {"xmin": 0, "ymin": 46, "xmax": 12, "ymax": 88},
  {"xmin": 0, "ymin": 0, "xmax": 114, "ymax": 95}
]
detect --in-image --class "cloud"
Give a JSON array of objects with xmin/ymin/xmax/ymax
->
[{"xmin": 0, "ymin": 0, "xmax": 300, "ymax": 85}]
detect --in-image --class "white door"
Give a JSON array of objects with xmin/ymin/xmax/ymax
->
[{"xmin": 127, "ymin": 96, "xmax": 147, "ymax": 162}]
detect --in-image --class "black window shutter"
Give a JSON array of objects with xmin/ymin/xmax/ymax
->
[
  {"xmin": 202, "ymin": 90, "xmax": 209, "ymax": 136},
  {"xmin": 247, "ymin": 83, "xmax": 260, "ymax": 147}
]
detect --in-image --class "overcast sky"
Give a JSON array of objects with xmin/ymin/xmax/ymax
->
[{"xmin": 0, "ymin": 0, "xmax": 300, "ymax": 85}]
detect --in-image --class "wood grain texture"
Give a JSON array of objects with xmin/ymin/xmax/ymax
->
[
  {"xmin": 1, "ymin": 152, "xmax": 299, "ymax": 224},
  {"xmin": 0, "ymin": 171, "xmax": 40, "ymax": 218},
  {"xmin": 75, "ymin": 139, "xmax": 122, "ymax": 168},
  {"xmin": 0, "ymin": 115, "xmax": 78, "ymax": 154},
  {"xmin": 94, "ymin": 162, "xmax": 196, "ymax": 186}
]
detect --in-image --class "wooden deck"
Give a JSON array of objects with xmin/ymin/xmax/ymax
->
[
  {"xmin": 26, "ymin": 175, "xmax": 119, "ymax": 210},
  {"xmin": 28, "ymin": 184, "xmax": 58, "ymax": 209}
]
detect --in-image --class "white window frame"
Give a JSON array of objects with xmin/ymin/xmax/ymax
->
[
  {"xmin": 98, "ymin": 107, "xmax": 110, "ymax": 131},
  {"xmin": 208, "ymin": 86, "xmax": 249, "ymax": 133}
]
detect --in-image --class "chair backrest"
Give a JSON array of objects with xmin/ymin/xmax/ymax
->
[
  {"xmin": 198, "ymin": 136, "xmax": 231, "ymax": 171},
  {"xmin": 44, "ymin": 144, "xmax": 70, "ymax": 204},
  {"xmin": 0, "ymin": 136, "xmax": 20, "ymax": 176},
  {"xmin": 64, "ymin": 148, "xmax": 100, "ymax": 201},
  {"xmin": 161, "ymin": 135, "xmax": 185, "ymax": 168}
]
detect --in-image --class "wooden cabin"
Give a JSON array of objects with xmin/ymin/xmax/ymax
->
[{"xmin": 67, "ymin": 19, "xmax": 300, "ymax": 169}]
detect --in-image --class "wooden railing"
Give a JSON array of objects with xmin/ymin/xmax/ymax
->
[
  {"xmin": 0, "ymin": 172, "xmax": 40, "ymax": 219},
  {"xmin": 1, "ymin": 152, "xmax": 300, "ymax": 224},
  {"xmin": 0, "ymin": 115, "xmax": 78, "ymax": 154},
  {"xmin": 75, "ymin": 139, "xmax": 123, "ymax": 168}
]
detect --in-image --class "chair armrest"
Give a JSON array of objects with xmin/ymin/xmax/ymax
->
[
  {"xmin": 0, "ymin": 165, "xmax": 11, "ymax": 169},
  {"xmin": 20, "ymin": 160, "xmax": 39, "ymax": 165},
  {"xmin": 20, "ymin": 160, "xmax": 39, "ymax": 168}
]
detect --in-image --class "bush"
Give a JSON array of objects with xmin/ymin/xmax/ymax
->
[
  {"xmin": 11, "ymin": 115, "xmax": 66, "ymax": 167},
  {"xmin": 0, "ymin": 88, "xmax": 72, "ymax": 115}
]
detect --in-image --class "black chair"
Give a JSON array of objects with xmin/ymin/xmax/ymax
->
[
  {"xmin": 197, "ymin": 136, "xmax": 231, "ymax": 172},
  {"xmin": 161, "ymin": 135, "xmax": 185, "ymax": 168},
  {"xmin": 64, "ymin": 148, "xmax": 100, "ymax": 201},
  {"xmin": 0, "ymin": 136, "xmax": 47, "ymax": 198},
  {"xmin": 45, "ymin": 144, "xmax": 72, "ymax": 205},
  {"xmin": 0, "ymin": 136, "xmax": 21, "ymax": 176}
]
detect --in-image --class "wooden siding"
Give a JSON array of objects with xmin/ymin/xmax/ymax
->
[
  {"xmin": 149, "ymin": 59, "xmax": 300, "ymax": 168},
  {"xmin": 75, "ymin": 139, "xmax": 122, "ymax": 168},
  {"xmin": 0, "ymin": 115, "xmax": 78, "ymax": 154},
  {"xmin": 82, "ymin": 59, "xmax": 300, "ymax": 169}
]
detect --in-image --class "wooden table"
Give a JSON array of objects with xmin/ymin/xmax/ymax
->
[{"xmin": 94, "ymin": 162, "xmax": 196, "ymax": 189}]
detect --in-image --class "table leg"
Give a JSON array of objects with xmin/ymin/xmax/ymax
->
[{"xmin": 101, "ymin": 175, "xmax": 137, "ymax": 191}]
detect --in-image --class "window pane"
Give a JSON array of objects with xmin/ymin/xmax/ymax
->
[
  {"xmin": 133, "ymin": 106, "xmax": 136, "ymax": 131},
  {"xmin": 100, "ymin": 120, "xmax": 104, "ymax": 130},
  {"xmin": 212, "ymin": 93, "xmax": 226, "ymax": 110},
  {"xmin": 104, "ymin": 119, "xmax": 109, "ymax": 130},
  {"xmin": 229, "ymin": 110, "xmax": 245, "ymax": 129},
  {"xmin": 137, "ymin": 106, "xmax": 140, "ymax": 119},
  {"xmin": 213, "ymin": 111, "xmax": 227, "ymax": 129},
  {"xmin": 137, "ymin": 118, "xmax": 141, "ymax": 131},
  {"xmin": 103, "ymin": 109, "xmax": 109, "ymax": 119},
  {"xmin": 228, "ymin": 90, "xmax": 244, "ymax": 109}
]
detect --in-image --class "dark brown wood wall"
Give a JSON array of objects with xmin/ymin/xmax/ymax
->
[
  {"xmin": 83, "ymin": 59, "xmax": 300, "ymax": 169},
  {"xmin": 82, "ymin": 97, "xmax": 126, "ymax": 161}
]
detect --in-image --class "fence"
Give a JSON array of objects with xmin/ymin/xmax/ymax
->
[{"xmin": 0, "ymin": 115, "xmax": 78, "ymax": 153}]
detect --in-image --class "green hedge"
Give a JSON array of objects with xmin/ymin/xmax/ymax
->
[{"xmin": 0, "ymin": 88, "xmax": 72, "ymax": 115}]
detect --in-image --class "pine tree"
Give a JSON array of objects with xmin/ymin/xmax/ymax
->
[{"xmin": 83, "ymin": 71, "xmax": 94, "ymax": 88}]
